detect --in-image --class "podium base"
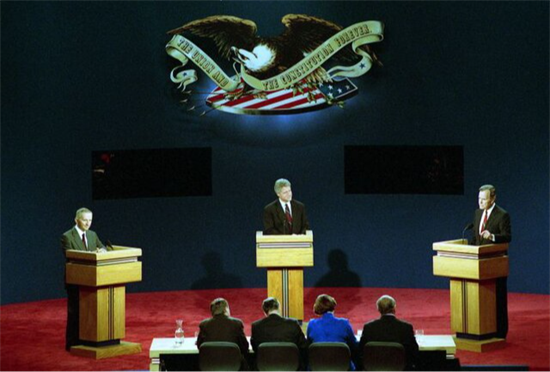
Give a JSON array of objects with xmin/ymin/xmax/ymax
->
[
  {"xmin": 70, "ymin": 341, "xmax": 142, "ymax": 359},
  {"xmin": 454, "ymin": 336, "xmax": 506, "ymax": 352}
]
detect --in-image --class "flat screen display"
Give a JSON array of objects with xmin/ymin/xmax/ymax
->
[
  {"xmin": 345, "ymin": 146, "xmax": 464, "ymax": 195},
  {"xmin": 92, "ymin": 147, "xmax": 212, "ymax": 199}
]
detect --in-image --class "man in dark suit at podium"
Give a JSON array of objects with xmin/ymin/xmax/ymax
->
[
  {"xmin": 470, "ymin": 184, "xmax": 512, "ymax": 339},
  {"xmin": 359, "ymin": 295, "xmax": 419, "ymax": 371},
  {"xmin": 263, "ymin": 178, "xmax": 309, "ymax": 235},
  {"xmin": 61, "ymin": 207, "xmax": 104, "ymax": 351},
  {"xmin": 251, "ymin": 297, "xmax": 308, "ymax": 369},
  {"xmin": 471, "ymin": 185, "xmax": 512, "ymax": 246}
]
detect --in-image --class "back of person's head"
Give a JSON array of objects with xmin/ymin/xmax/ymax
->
[
  {"xmin": 376, "ymin": 295, "xmax": 396, "ymax": 315},
  {"xmin": 313, "ymin": 294, "xmax": 337, "ymax": 315},
  {"xmin": 210, "ymin": 298, "xmax": 229, "ymax": 316},
  {"xmin": 262, "ymin": 297, "xmax": 280, "ymax": 315}
]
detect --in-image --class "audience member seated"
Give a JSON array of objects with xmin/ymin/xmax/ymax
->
[
  {"xmin": 359, "ymin": 295, "xmax": 419, "ymax": 371},
  {"xmin": 197, "ymin": 298, "xmax": 249, "ymax": 370},
  {"xmin": 306, "ymin": 294, "xmax": 358, "ymax": 370},
  {"xmin": 251, "ymin": 297, "xmax": 309, "ymax": 369}
]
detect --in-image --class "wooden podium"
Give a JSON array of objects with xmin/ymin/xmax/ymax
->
[
  {"xmin": 256, "ymin": 231, "xmax": 313, "ymax": 321},
  {"xmin": 65, "ymin": 245, "xmax": 142, "ymax": 359},
  {"xmin": 433, "ymin": 239, "xmax": 508, "ymax": 352}
]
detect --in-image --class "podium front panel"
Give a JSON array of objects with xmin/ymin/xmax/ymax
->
[
  {"xmin": 450, "ymin": 279, "xmax": 497, "ymax": 335},
  {"xmin": 66, "ymin": 262, "xmax": 142, "ymax": 287},
  {"xmin": 433, "ymin": 256, "xmax": 508, "ymax": 280},
  {"xmin": 267, "ymin": 269, "xmax": 304, "ymax": 320},
  {"xmin": 256, "ymin": 248, "xmax": 313, "ymax": 268},
  {"xmin": 80, "ymin": 286, "xmax": 126, "ymax": 342}
]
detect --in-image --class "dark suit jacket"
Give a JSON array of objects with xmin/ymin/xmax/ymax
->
[
  {"xmin": 251, "ymin": 313, "xmax": 308, "ymax": 369},
  {"xmin": 197, "ymin": 314, "xmax": 249, "ymax": 355},
  {"xmin": 470, "ymin": 205, "xmax": 512, "ymax": 246},
  {"xmin": 251, "ymin": 313, "xmax": 308, "ymax": 352},
  {"xmin": 359, "ymin": 315, "xmax": 419, "ymax": 371},
  {"xmin": 61, "ymin": 227, "xmax": 103, "ymax": 252},
  {"xmin": 263, "ymin": 199, "xmax": 309, "ymax": 235}
]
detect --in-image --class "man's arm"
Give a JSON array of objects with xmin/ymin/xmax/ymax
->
[
  {"xmin": 263, "ymin": 205, "xmax": 278, "ymax": 235},
  {"xmin": 196, "ymin": 322, "xmax": 206, "ymax": 349},
  {"xmin": 405, "ymin": 323, "xmax": 419, "ymax": 369},
  {"xmin": 293, "ymin": 320, "xmax": 309, "ymax": 370},
  {"xmin": 236, "ymin": 320, "xmax": 249, "ymax": 354},
  {"xmin": 95, "ymin": 232, "xmax": 104, "ymax": 249},
  {"xmin": 494, "ymin": 212, "xmax": 512, "ymax": 243},
  {"xmin": 294, "ymin": 320, "xmax": 308, "ymax": 350},
  {"xmin": 250, "ymin": 323, "xmax": 260, "ymax": 354},
  {"xmin": 469, "ymin": 211, "xmax": 481, "ymax": 245},
  {"xmin": 61, "ymin": 233, "xmax": 81, "ymax": 252},
  {"xmin": 358, "ymin": 324, "xmax": 370, "ymax": 364},
  {"xmin": 299, "ymin": 204, "xmax": 310, "ymax": 234},
  {"xmin": 88, "ymin": 231, "xmax": 105, "ymax": 251},
  {"xmin": 61, "ymin": 234, "xmax": 72, "ymax": 252}
]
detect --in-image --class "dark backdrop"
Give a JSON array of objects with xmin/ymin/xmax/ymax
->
[{"xmin": 2, "ymin": 1, "xmax": 548, "ymax": 304}]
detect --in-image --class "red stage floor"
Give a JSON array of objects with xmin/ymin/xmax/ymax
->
[{"xmin": 1, "ymin": 287, "xmax": 549, "ymax": 371}]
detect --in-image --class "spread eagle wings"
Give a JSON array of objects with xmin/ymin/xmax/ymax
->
[
  {"xmin": 167, "ymin": 14, "xmax": 365, "ymax": 63},
  {"xmin": 167, "ymin": 15, "xmax": 259, "ymax": 60},
  {"xmin": 278, "ymin": 14, "xmax": 362, "ymax": 63}
]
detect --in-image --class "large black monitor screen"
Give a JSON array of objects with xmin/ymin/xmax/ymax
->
[
  {"xmin": 92, "ymin": 148, "xmax": 212, "ymax": 200},
  {"xmin": 345, "ymin": 146, "xmax": 464, "ymax": 195}
]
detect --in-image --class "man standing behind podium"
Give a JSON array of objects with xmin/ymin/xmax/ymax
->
[
  {"xmin": 263, "ymin": 178, "xmax": 309, "ymax": 235},
  {"xmin": 61, "ymin": 207, "xmax": 104, "ymax": 351},
  {"xmin": 471, "ymin": 184, "xmax": 511, "ymax": 246},
  {"xmin": 470, "ymin": 184, "xmax": 511, "ymax": 339}
]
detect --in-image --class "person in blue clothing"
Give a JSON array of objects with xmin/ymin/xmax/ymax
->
[{"xmin": 306, "ymin": 294, "xmax": 359, "ymax": 370}]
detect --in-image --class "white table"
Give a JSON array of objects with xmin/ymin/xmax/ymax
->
[
  {"xmin": 415, "ymin": 334, "xmax": 456, "ymax": 355},
  {"xmin": 149, "ymin": 338, "xmax": 201, "ymax": 371},
  {"xmin": 149, "ymin": 335, "xmax": 456, "ymax": 371}
]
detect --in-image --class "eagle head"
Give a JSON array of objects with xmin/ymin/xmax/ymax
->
[{"xmin": 231, "ymin": 44, "xmax": 276, "ymax": 73}]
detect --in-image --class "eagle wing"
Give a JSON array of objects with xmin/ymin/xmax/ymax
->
[
  {"xmin": 280, "ymin": 14, "xmax": 368, "ymax": 63},
  {"xmin": 167, "ymin": 15, "xmax": 258, "ymax": 60}
]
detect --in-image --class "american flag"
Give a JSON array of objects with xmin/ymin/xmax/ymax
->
[{"xmin": 205, "ymin": 78, "xmax": 358, "ymax": 115}]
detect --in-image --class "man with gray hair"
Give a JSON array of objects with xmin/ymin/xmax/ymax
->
[
  {"xmin": 263, "ymin": 178, "xmax": 310, "ymax": 235},
  {"xmin": 471, "ymin": 184, "xmax": 511, "ymax": 246},
  {"xmin": 470, "ymin": 184, "xmax": 512, "ymax": 339},
  {"xmin": 61, "ymin": 207, "xmax": 105, "ymax": 351},
  {"xmin": 62, "ymin": 208, "xmax": 105, "ymax": 253},
  {"xmin": 359, "ymin": 295, "xmax": 419, "ymax": 370}
]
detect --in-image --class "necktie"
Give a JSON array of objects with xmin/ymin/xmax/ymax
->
[
  {"xmin": 285, "ymin": 203, "xmax": 293, "ymax": 234},
  {"xmin": 82, "ymin": 233, "xmax": 88, "ymax": 250},
  {"xmin": 481, "ymin": 211, "xmax": 488, "ymax": 232}
]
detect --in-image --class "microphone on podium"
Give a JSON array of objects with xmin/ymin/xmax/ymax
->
[{"xmin": 462, "ymin": 223, "xmax": 474, "ymax": 243}]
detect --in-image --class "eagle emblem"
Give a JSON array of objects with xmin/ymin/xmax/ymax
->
[{"xmin": 166, "ymin": 14, "xmax": 384, "ymax": 115}]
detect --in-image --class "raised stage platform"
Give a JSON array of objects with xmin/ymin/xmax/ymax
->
[{"xmin": 1, "ymin": 287, "xmax": 548, "ymax": 371}]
